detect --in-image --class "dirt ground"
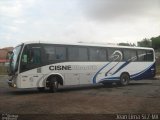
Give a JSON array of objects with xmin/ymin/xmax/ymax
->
[{"xmin": 0, "ymin": 75, "xmax": 160, "ymax": 120}]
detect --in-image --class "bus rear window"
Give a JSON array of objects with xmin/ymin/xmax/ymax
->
[
  {"xmin": 137, "ymin": 50, "xmax": 154, "ymax": 62},
  {"xmin": 137, "ymin": 50, "xmax": 146, "ymax": 61},
  {"xmin": 146, "ymin": 50, "xmax": 154, "ymax": 61}
]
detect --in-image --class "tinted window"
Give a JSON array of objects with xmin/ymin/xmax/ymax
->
[
  {"xmin": 55, "ymin": 47, "xmax": 66, "ymax": 60},
  {"xmin": 146, "ymin": 50, "xmax": 153, "ymax": 61},
  {"xmin": 108, "ymin": 48, "xmax": 123, "ymax": 62},
  {"xmin": 21, "ymin": 47, "xmax": 41, "ymax": 64},
  {"xmin": 89, "ymin": 48, "xmax": 106, "ymax": 61},
  {"xmin": 44, "ymin": 45, "xmax": 67, "ymax": 61},
  {"xmin": 137, "ymin": 50, "xmax": 146, "ymax": 61},
  {"xmin": 31, "ymin": 48, "xmax": 41, "ymax": 64},
  {"xmin": 68, "ymin": 47, "xmax": 88, "ymax": 61},
  {"xmin": 20, "ymin": 45, "xmax": 41, "ymax": 72},
  {"xmin": 44, "ymin": 46, "xmax": 55, "ymax": 61},
  {"xmin": 78, "ymin": 48, "xmax": 88, "ymax": 61},
  {"xmin": 123, "ymin": 49, "xmax": 137, "ymax": 61}
]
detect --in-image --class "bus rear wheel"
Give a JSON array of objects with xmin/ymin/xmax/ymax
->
[
  {"xmin": 49, "ymin": 77, "xmax": 58, "ymax": 93},
  {"xmin": 119, "ymin": 73, "xmax": 130, "ymax": 86}
]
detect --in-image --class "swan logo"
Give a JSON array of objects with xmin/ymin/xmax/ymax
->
[
  {"xmin": 93, "ymin": 50, "xmax": 124, "ymax": 83},
  {"xmin": 110, "ymin": 50, "xmax": 123, "ymax": 61}
]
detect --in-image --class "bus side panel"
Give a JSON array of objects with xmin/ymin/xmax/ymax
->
[
  {"xmin": 94, "ymin": 61, "xmax": 156, "ymax": 83},
  {"xmin": 19, "ymin": 69, "xmax": 44, "ymax": 88},
  {"xmin": 130, "ymin": 62, "xmax": 156, "ymax": 80},
  {"xmin": 17, "ymin": 61, "xmax": 156, "ymax": 88}
]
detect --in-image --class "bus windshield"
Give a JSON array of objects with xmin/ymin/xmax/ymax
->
[{"xmin": 9, "ymin": 45, "xmax": 22, "ymax": 75}]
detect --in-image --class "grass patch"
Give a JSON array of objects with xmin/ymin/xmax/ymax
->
[
  {"xmin": 0, "ymin": 66, "xmax": 7, "ymax": 75},
  {"xmin": 156, "ymin": 64, "xmax": 160, "ymax": 75}
]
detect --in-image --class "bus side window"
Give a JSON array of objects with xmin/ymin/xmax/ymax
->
[
  {"xmin": 28, "ymin": 50, "xmax": 33, "ymax": 63},
  {"xmin": 21, "ymin": 46, "xmax": 41, "ymax": 72},
  {"xmin": 43, "ymin": 46, "xmax": 55, "ymax": 61},
  {"xmin": 137, "ymin": 50, "xmax": 146, "ymax": 61},
  {"xmin": 28, "ymin": 48, "xmax": 41, "ymax": 64},
  {"xmin": 22, "ymin": 54, "xmax": 28, "ymax": 63},
  {"xmin": 89, "ymin": 48, "xmax": 106, "ymax": 61},
  {"xmin": 21, "ymin": 46, "xmax": 28, "ymax": 64},
  {"xmin": 123, "ymin": 49, "xmax": 137, "ymax": 62},
  {"xmin": 108, "ymin": 49, "xmax": 123, "ymax": 62},
  {"xmin": 55, "ymin": 47, "xmax": 66, "ymax": 60},
  {"xmin": 146, "ymin": 50, "xmax": 153, "ymax": 61}
]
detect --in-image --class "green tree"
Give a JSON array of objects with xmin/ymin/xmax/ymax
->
[
  {"xmin": 151, "ymin": 36, "xmax": 160, "ymax": 50},
  {"xmin": 137, "ymin": 38, "xmax": 152, "ymax": 47}
]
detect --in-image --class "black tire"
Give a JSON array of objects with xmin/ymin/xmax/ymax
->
[
  {"xmin": 119, "ymin": 73, "xmax": 130, "ymax": 86},
  {"xmin": 37, "ymin": 87, "xmax": 45, "ymax": 92},
  {"xmin": 49, "ymin": 77, "xmax": 58, "ymax": 93}
]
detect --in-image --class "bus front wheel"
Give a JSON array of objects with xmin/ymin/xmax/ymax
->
[
  {"xmin": 119, "ymin": 73, "xmax": 130, "ymax": 86},
  {"xmin": 49, "ymin": 77, "xmax": 58, "ymax": 93}
]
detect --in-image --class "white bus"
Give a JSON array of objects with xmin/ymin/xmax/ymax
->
[{"xmin": 7, "ymin": 41, "xmax": 156, "ymax": 92}]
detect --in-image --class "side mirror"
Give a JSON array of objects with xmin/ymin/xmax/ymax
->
[
  {"xmin": 6, "ymin": 51, "xmax": 13, "ymax": 74},
  {"xmin": 6, "ymin": 51, "xmax": 13, "ymax": 65},
  {"xmin": 6, "ymin": 51, "xmax": 13, "ymax": 59}
]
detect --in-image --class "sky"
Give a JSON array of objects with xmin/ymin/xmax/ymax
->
[{"xmin": 0, "ymin": 0, "xmax": 160, "ymax": 48}]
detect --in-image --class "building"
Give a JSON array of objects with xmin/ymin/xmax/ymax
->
[{"xmin": 0, "ymin": 47, "xmax": 13, "ymax": 66}]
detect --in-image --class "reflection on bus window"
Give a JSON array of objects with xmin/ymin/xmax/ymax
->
[
  {"xmin": 89, "ymin": 48, "xmax": 106, "ymax": 61},
  {"xmin": 22, "ymin": 48, "xmax": 41, "ymax": 64},
  {"xmin": 124, "ymin": 49, "xmax": 137, "ymax": 62},
  {"xmin": 68, "ymin": 47, "xmax": 88, "ymax": 61},
  {"xmin": 44, "ymin": 46, "xmax": 55, "ymax": 61},
  {"xmin": 29, "ymin": 49, "xmax": 41, "ymax": 64},
  {"xmin": 146, "ymin": 50, "xmax": 153, "ymax": 61},
  {"xmin": 137, "ymin": 50, "xmax": 146, "ymax": 61}
]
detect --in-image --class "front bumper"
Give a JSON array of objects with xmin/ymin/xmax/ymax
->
[{"xmin": 7, "ymin": 76, "xmax": 17, "ymax": 88}]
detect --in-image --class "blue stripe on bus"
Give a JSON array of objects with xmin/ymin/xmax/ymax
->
[
  {"xmin": 131, "ymin": 63, "xmax": 155, "ymax": 80},
  {"xmin": 131, "ymin": 64, "xmax": 153, "ymax": 78},
  {"xmin": 93, "ymin": 63, "xmax": 110, "ymax": 84},
  {"xmin": 93, "ymin": 62, "xmax": 129, "ymax": 83},
  {"xmin": 105, "ymin": 62, "xmax": 119, "ymax": 76},
  {"xmin": 111, "ymin": 61, "xmax": 130, "ymax": 75},
  {"xmin": 93, "ymin": 62, "xmax": 127, "ymax": 83},
  {"xmin": 97, "ymin": 63, "xmax": 155, "ymax": 83}
]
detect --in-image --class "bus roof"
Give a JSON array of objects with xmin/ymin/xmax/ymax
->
[{"xmin": 22, "ymin": 41, "xmax": 154, "ymax": 50}]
